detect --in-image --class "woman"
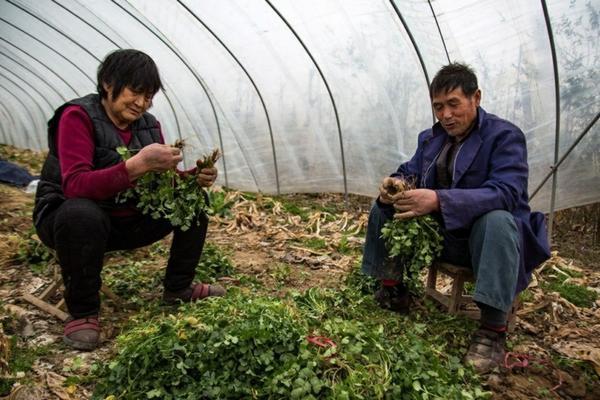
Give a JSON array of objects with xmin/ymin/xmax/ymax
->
[{"xmin": 34, "ymin": 49, "xmax": 225, "ymax": 350}]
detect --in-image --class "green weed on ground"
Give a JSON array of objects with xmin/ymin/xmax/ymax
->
[
  {"xmin": 344, "ymin": 263, "xmax": 378, "ymax": 295},
  {"xmin": 206, "ymin": 189, "xmax": 235, "ymax": 218},
  {"xmin": 195, "ymin": 243, "xmax": 235, "ymax": 283},
  {"xmin": 102, "ymin": 260, "xmax": 163, "ymax": 306},
  {"xmin": 0, "ymin": 330, "xmax": 50, "ymax": 395},
  {"xmin": 542, "ymin": 280, "xmax": 598, "ymax": 308},
  {"xmin": 102, "ymin": 243, "xmax": 234, "ymax": 305},
  {"xmin": 15, "ymin": 228, "xmax": 55, "ymax": 275},
  {"xmin": 540, "ymin": 268, "xmax": 597, "ymax": 308}
]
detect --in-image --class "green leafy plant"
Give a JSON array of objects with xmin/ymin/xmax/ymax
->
[
  {"xmin": 344, "ymin": 263, "xmax": 379, "ymax": 295},
  {"xmin": 301, "ymin": 237, "xmax": 328, "ymax": 251},
  {"xmin": 270, "ymin": 197, "xmax": 311, "ymax": 221},
  {"xmin": 116, "ymin": 145, "xmax": 220, "ymax": 231},
  {"xmin": 268, "ymin": 263, "xmax": 293, "ymax": 288},
  {"xmin": 102, "ymin": 243, "xmax": 234, "ymax": 303},
  {"xmin": 379, "ymin": 179, "xmax": 443, "ymax": 292},
  {"xmin": 381, "ymin": 216, "xmax": 443, "ymax": 291},
  {"xmin": 15, "ymin": 228, "xmax": 55, "ymax": 274},
  {"xmin": 0, "ymin": 330, "xmax": 50, "ymax": 396},
  {"xmin": 102, "ymin": 260, "xmax": 162, "ymax": 305},
  {"xmin": 194, "ymin": 243, "xmax": 235, "ymax": 283},
  {"xmin": 336, "ymin": 234, "xmax": 355, "ymax": 255},
  {"xmin": 542, "ymin": 280, "xmax": 597, "ymax": 308},
  {"xmin": 205, "ymin": 189, "xmax": 235, "ymax": 218},
  {"xmin": 539, "ymin": 265, "xmax": 598, "ymax": 308}
]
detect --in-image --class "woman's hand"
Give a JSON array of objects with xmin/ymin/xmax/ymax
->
[
  {"xmin": 196, "ymin": 166, "xmax": 218, "ymax": 187},
  {"xmin": 125, "ymin": 143, "xmax": 183, "ymax": 180}
]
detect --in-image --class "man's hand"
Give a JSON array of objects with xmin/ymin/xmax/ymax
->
[
  {"xmin": 126, "ymin": 143, "xmax": 183, "ymax": 180},
  {"xmin": 379, "ymin": 177, "xmax": 405, "ymax": 205},
  {"xmin": 196, "ymin": 166, "xmax": 218, "ymax": 187},
  {"xmin": 393, "ymin": 189, "xmax": 439, "ymax": 220}
]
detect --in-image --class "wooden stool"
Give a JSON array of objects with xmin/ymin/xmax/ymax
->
[
  {"xmin": 22, "ymin": 267, "xmax": 123, "ymax": 321},
  {"xmin": 425, "ymin": 261, "xmax": 519, "ymax": 332}
]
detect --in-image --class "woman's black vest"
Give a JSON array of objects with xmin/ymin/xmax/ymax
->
[{"xmin": 33, "ymin": 93, "xmax": 162, "ymax": 225}]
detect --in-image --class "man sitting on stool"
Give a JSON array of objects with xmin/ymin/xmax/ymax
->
[{"xmin": 362, "ymin": 62, "xmax": 550, "ymax": 373}]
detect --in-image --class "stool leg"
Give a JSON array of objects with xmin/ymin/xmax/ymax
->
[
  {"xmin": 507, "ymin": 298, "xmax": 520, "ymax": 332},
  {"xmin": 448, "ymin": 275, "xmax": 465, "ymax": 314},
  {"xmin": 426, "ymin": 265, "xmax": 437, "ymax": 290}
]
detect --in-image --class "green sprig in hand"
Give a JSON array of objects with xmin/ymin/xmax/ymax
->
[
  {"xmin": 117, "ymin": 142, "xmax": 221, "ymax": 231},
  {"xmin": 379, "ymin": 178, "xmax": 443, "ymax": 291}
]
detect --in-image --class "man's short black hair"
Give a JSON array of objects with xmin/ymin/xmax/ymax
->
[
  {"xmin": 430, "ymin": 62, "xmax": 478, "ymax": 98},
  {"xmin": 97, "ymin": 49, "xmax": 163, "ymax": 99}
]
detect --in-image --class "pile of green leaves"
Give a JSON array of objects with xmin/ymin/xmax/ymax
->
[
  {"xmin": 92, "ymin": 288, "xmax": 488, "ymax": 399},
  {"xmin": 381, "ymin": 215, "xmax": 443, "ymax": 291},
  {"xmin": 116, "ymin": 147, "xmax": 219, "ymax": 231},
  {"xmin": 92, "ymin": 292, "xmax": 318, "ymax": 399}
]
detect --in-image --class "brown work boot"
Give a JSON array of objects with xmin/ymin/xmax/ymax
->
[
  {"xmin": 464, "ymin": 328, "xmax": 506, "ymax": 374},
  {"xmin": 163, "ymin": 282, "xmax": 226, "ymax": 305},
  {"xmin": 63, "ymin": 316, "xmax": 100, "ymax": 351},
  {"xmin": 374, "ymin": 284, "xmax": 411, "ymax": 314}
]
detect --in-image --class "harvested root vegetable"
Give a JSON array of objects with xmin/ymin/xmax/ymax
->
[
  {"xmin": 196, "ymin": 149, "xmax": 221, "ymax": 170},
  {"xmin": 383, "ymin": 177, "xmax": 411, "ymax": 195}
]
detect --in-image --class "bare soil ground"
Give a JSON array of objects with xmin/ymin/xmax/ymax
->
[{"xmin": 1, "ymin": 144, "xmax": 598, "ymax": 399}]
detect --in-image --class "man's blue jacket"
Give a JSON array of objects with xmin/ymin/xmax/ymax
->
[{"xmin": 391, "ymin": 107, "xmax": 550, "ymax": 292}]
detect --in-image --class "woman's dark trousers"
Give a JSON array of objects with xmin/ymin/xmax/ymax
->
[{"xmin": 36, "ymin": 198, "xmax": 208, "ymax": 318}]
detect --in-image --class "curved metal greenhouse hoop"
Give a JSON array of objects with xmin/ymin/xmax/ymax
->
[
  {"xmin": 530, "ymin": 111, "xmax": 599, "ymax": 201},
  {"xmin": 0, "ymin": 101, "xmax": 17, "ymax": 143},
  {"xmin": 427, "ymin": 0, "xmax": 451, "ymax": 64},
  {"xmin": 0, "ymin": 40, "xmax": 79, "ymax": 96},
  {"xmin": 0, "ymin": 82, "xmax": 43, "ymax": 148},
  {"xmin": 388, "ymin": 0, "xmax": 435, "ymax": 124},
  {"xmin": 177, "ymin": 0, "xmax": 280, "ymax": 195},
  {"xmin": 265, "ymin": 0, "xmax": 348, "ymax": 203},
  {"xmin": 0, "ymin": 16, "xmax": 92, "ymax": 83},
  {"xmin": 0, "ymin": 64, "xmax": 60, "ymax": 110},
  {"xmin": 113, "ymin": 0, "xmax": 246, "ymax": 189},
  {"xmin": 0, "ymin": 72, "xmax": 49, "ymax": 122},
  {"xmin": 4, "ymin": 0, "xmax": 193, "ymax": 166},
  {"xmin": 540, "ymin": 0, "xmax": 561, "ymax": 243},
  {"xmin": 51, "ymin": 0, "xmax": 186, "ymax": 154}
]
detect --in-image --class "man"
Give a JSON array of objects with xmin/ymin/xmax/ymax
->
[
  {"xmin": 33, "ymin": 49, "xmax": 225, "ymax": 351},
  {"xmin": 362, "ymin": 63, "xmax": 550, "ymax": 373}
]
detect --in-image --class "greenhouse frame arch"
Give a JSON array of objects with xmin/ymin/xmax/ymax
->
[{"xmin": 0, "ymin": 0, "xmax": 598, "ymax": 241}]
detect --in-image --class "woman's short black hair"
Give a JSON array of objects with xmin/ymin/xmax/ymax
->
[
  {"xmin": 430, "ymin": 62, "xmax": 478, "ymax": 98},
  {"xmin": 97, "ymin": 49, "xmax": 163, "ymax": 99}
]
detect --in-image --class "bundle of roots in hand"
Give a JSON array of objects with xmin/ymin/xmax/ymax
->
[
  {"xmin": 117, "ymin": 142, "xmax": 221, "ymax": 231},
  {"xmin": 379, "ymin": 178, "xmax": 443, "ymax": 291}
]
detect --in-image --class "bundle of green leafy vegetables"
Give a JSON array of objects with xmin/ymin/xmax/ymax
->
[
  {"xmin": 379, "ymin": 178, "xmax": 444, "ymax": 291},
  {"xmin": 116, "ymin": 144, "xmax": 220, "ymax": 231}
]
